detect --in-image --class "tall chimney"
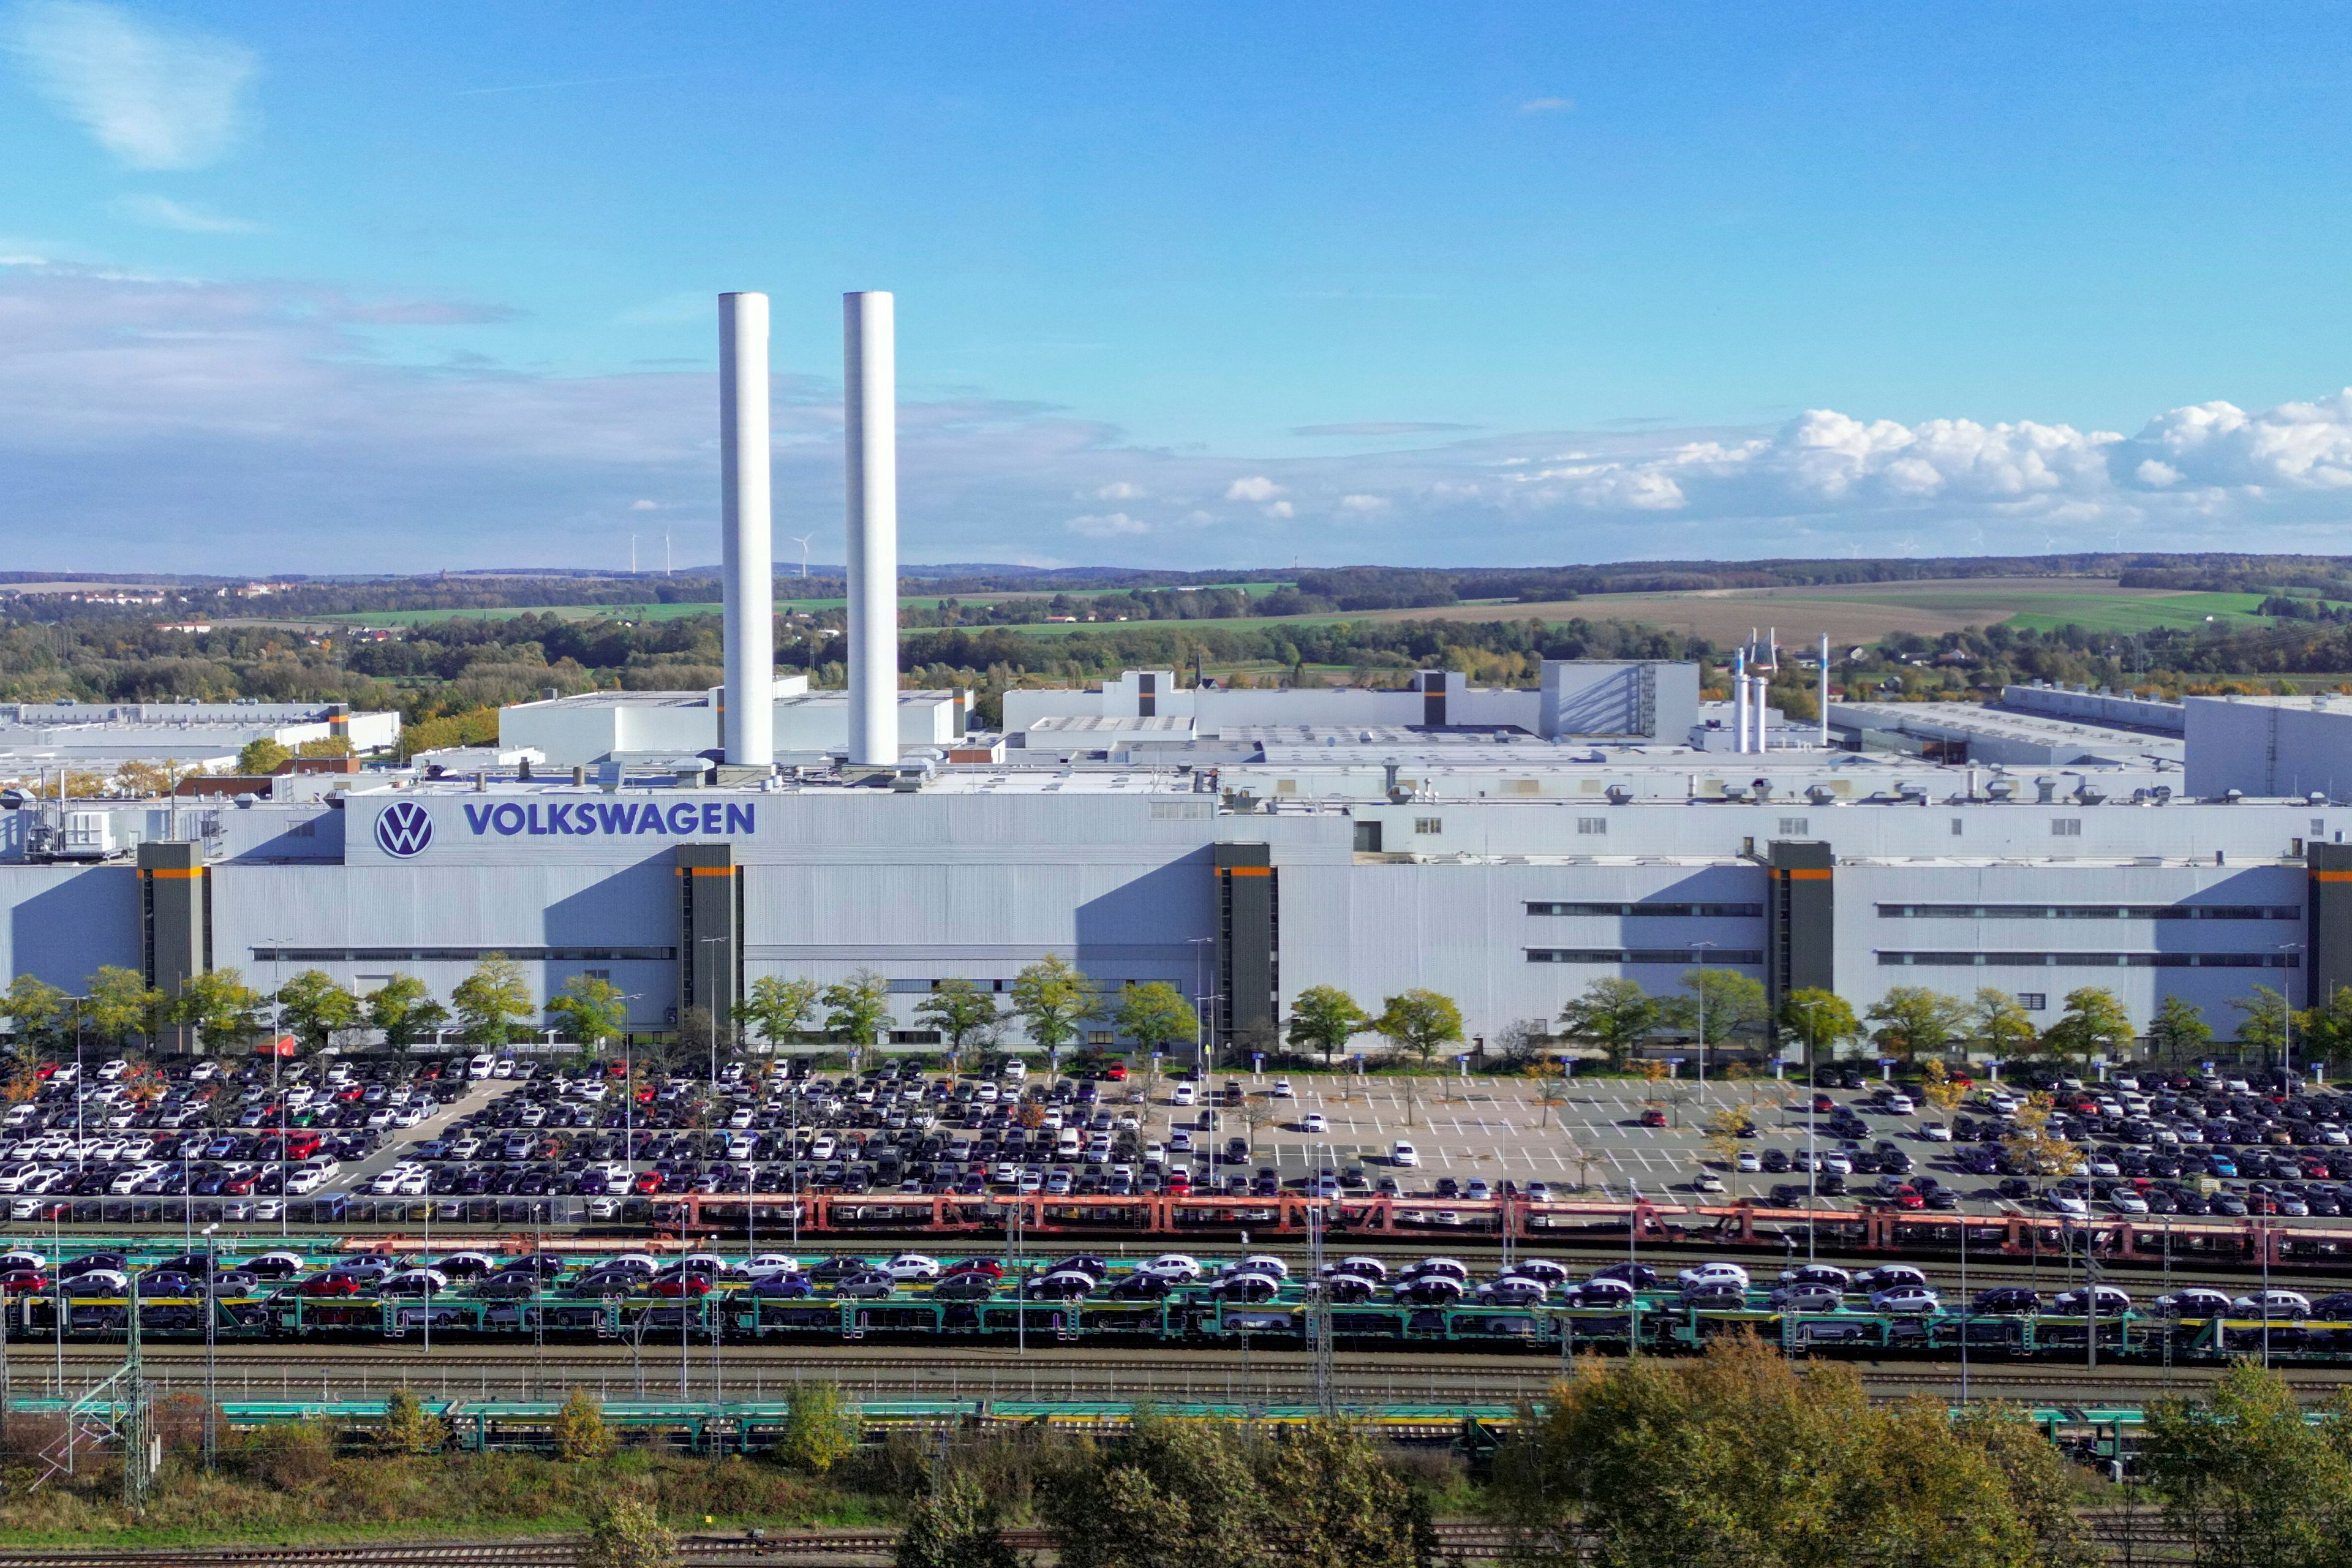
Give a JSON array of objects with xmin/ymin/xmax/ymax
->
[
  {"xmin": 718, "ymin": 292, "xmax": 774, "ymax": 768},
  {"xmin": 845, "ymin": 290, "xmax": 900, "ymax": 767}
]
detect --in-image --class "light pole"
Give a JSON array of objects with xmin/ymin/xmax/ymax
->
[
  {"xmin": 1188, "ymin": 938, "xmax": 1215, "ymax": 1074},
  {"xmin": 697, "ymin": 935, "xmax": 729, "ymax": 1095},
  {"xmin": 1790, "ymin": 997, "xmax": 1823, "ymax": 1262},
  {"xmin": 269, "ymin": 936, "xmax": 291, "ymax": 1238},
  {"xmin": 202, "ymin": 1221, "xmax": 218, "ymax": 1471},
  {"xmin": 2278, "ymin": 942, "xmax": 2302, "ymax": 1083}
]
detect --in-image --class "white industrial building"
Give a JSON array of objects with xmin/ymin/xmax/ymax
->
[
  {"xmin": 0, "ymin": 701, "xmax": 399, "ymax": 775},
  {"xmin": 2, "ymin": 293, "xmax": 2347, "ymax": 1065}
]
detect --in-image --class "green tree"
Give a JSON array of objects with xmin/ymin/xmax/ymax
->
[
  {"xmin": 1374, "ymin": 988, "xmax": 1466, "ymax": 1066},
  {"xmin": 1009, "ymin": 953, "xmax": 1093, "ymax": 1060},
  {"xmin": 236, "ymin": 737, "xmax": 292, "ymax": 775},
  {"xmin": 1780, "ymin": 987, "xmax": 1858, "ymax": 1074},
  {"xmin": 2145, "ymin": 1360, "xmax": 2352, "ymax": 1568},
  {"xmin": 1555, "ymin": 978, "xmax": 1657, "ymax": 1070},
  {"xmin": 1491, "ymin": 1336, "xmax": 2095, "ymax": 1568},
  {"xmin": 1264, "ymin": 1420, "xmax": 1433, "ymax": 1568},
  {"xmin": 377, "ymin": 1387, "xmax": 445, "ymax": 1456},
  {"xmin": 176, "ymin": 968, "xmax": 266, "ymax": 1055},
  {"xmin": 821, "ymin": 969, "xmax": 892, "ymax": 1068},
  {"xmin": 273, "ymin": 969, "xmax": 360, "ymax": 1056},
  {"xmin": 1287, "ymin": 984, "xmax": 1369, "ymax": 1067},
  {"xmin": 85, "ymin": 965, "xmax": 164, "ymax": 1051},
  {"xmin": 736, "ymin": 975, "xmax": 820, "ymax": 1056},
  {"xmin": 1041, "ymin": 1412, "xmax": 1277, "ymax": 1568},
  {"xmin": 1661, "ymin": 968, "xmax": 1768, "ymax": 1052},
  {"xmin": 2147, "ymin": 994, "xmax": 2216, "ymax": 1065},
  {"xmin": 914, "ymin": 979, "xmax": 1001, "ymax": 1069},
  {"xmin": 451, "ymin": 954, "xmax": 533, "ymax": 1047},
  {"xmin": 546, "ymin": 974, "xmax": 630, "ymax": 1055},
  {"xmin": 2230, "ymin": 985, "xmax": 2296, "ymax": 1063},
  {"xmin": 777, "ymin": 1381, "xmax": 859, "ymax": 1474},
  {"xmin": 1863, "ymin": 984, "xmax": 1968, "ymax": 1064},
  {"xmin": 578, "ymin": 1484, "xmax": 678, "ymax": 1568},
  {"xmin": 365, "ymin": 974, "xmax": 449, "ymax": 1057},
  {"xmin": 1115, "ymin": 981, "xmax": 1198, "ymax": 1057},
  {"xmin": 896, "ymin": 1471, "xmax": 1022, "ymax": 1568},
  {"xmin": 551, "ymin": 1387, "xmax": 617, "ymax": 1461},
  {"xmin": 0, "ymin": 974, "xmax": 68, "ymax": 1060},
  {"xmin": 1967, "ymin": 986, "xmax": 2041, "ymax": 1061},
  {"xmin": 2041, "ymin": 986, "xmax": 2135, "ymax": 1063}
]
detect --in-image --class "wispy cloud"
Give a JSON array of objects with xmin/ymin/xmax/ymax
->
[
  {"xmin": 1291, "ymin": 421, "xmax": 1475, "ymax": 438},
  {"xmin": 1518, "ymin": 96, "xmax": 1574, "ymax": 115},
  {"xmin": 110, "ymin": 193, "xmax": 256, "ymax": 233},
  {"xmin": 7, "ymin": 1, "xmax": 258, "ymax": 169},
  {"xmin": 452, "ymin": 71, "xmax": 698, "ymax": 97}
]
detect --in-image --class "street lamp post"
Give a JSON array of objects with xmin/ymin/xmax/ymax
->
[{"xmin": 202, "ymin": 1222, "xmax": 218, "ymax": 1471}]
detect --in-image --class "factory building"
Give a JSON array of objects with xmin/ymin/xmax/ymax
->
[
  {"xmin": 0, "ymin": 293, "xmax": 2343, "ymax": 1065},
  {"xmin": 0, "ymin": 701, "xmax": 399, "ymax": 775}
]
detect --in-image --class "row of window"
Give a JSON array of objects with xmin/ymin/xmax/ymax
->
[
  {"xmin": 1877, "ymin": 952, "xmax": 2301, "ymax": 969},
  {"xmin": 1526, "ymin": 902, "xmax": 1764, "ymax": 918},
  {"xmin": 1527, "ymin": 949, "xmax": 1766, "ymax": 965},
  {"xmin": 249, "ymin": 946, "xmax": 677, "ymax": 963},
  {"xmin": 1877, "ymin": 903, "xmax": 2299, "ymax": 921}
]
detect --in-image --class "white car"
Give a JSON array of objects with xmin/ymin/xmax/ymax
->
[
  {"xmin": 1920, "ymin": 1123, "xmax": 1953, "ymax": 1142},
  {"xmin": 1675, "ymin": 1262, "xmax": 1750, "ymax": 1291},
  {"xmin": 467, "ymin": 1054, "xmax": 496, "ymax": 1080},
  {"xmin": 1331, "ymin": 1254, "xmax": 1391, "ymax": 1280},
  {"xmin": 1735, "ymin": 1151, "xmax": 1761, "ymax": 1172},
  {"xmin": 1139, "ymin": 1253, "xmax": 1204, "ymax": 1281},
  {"xmin": 885, "ymin": 1253, "xmax": 943, "ymax": 1281},
  {"xmin": 1882, "ymin": 1093, "xmax": 1914, "ymax": 1115},
  {"xmin": 1272, "ymin": 1079, "xmax": 1295, "ymax": 1099},
  {"xmin": 2108, "ymin": 1190, "xmax": 2150, "ymax": 1215},
  {"xmin": 1871, "ymin": 1286, "xmax": 1942, "ymax": 1314},
  {"xmin": 2044, "ymin": 1192, "xmax": 2090, "ymax": 1218},
  {"xmin": 1301, "ymin": 1113, "xmax": 1329, "ymax": 1134},
  {"xmin": 1390, "ymin": 1142, "xmax": 1420, "ymax": 1167},
  {"xmin": 1692, "ymin": 1170, "xmax": 1726, "ymax": 1193},
  {"xmin": 1171, "ymin": 1083, "xmax": 1196, "ymax": 1106},
  {"xmin": 2233, "ymin": 1289, "xmax": 2312, "ymax": 1319},
  {"xmin": 1228, "ymin": 1253, "xmax": 1289, "ymax": 1279}
]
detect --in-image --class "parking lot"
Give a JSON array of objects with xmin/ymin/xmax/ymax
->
[{"xmin": 6, "ymin": 1052, "xmax": 2352, "ymax": 1231}]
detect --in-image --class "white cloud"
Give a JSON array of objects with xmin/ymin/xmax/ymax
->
[
  {"xmin": 1067, "ymin": 511, "xmax": 1148, "ymax": 538},
  {"xmin": 1518, "ymin": 96, "xmax": 1574, "ymax": 115},
  {"xmin": 630, "ymin": 499, "xmax": 660, "ymax": 511},
  {"xmin": 1265, "ymin": 500, "xmax": 1294, "ymax": 519},
  {"xmin": 9, "ymin": 1, "xmax": 258, "ymax": 170},
  {"xmin": 1337, "ymin": 493, "xmax": 1389, "ymax": 514},
  {"xmin": 1087, "ymin": 480, "xmax": 1144, "ymax": 500},
  {"xmin": 109, "ymin": 193, "xmax": 257, "ymax": 233},
  {"xmin": 1224, "ymin": 475, "xmax": 1284, "ymax": 502}
]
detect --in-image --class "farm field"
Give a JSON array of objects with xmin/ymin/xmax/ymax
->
[{"xmin": 308, "ymin": 581, "xmax": 1289, "ymax": 628}]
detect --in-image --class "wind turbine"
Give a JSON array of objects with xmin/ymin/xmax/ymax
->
[{"xmin": 789, "ymin": 535, "xmax": 813, "ymax": 579}]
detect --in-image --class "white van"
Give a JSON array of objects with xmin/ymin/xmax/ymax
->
[{"xmin": 467, "ymin": 1053, "xmax": 496, "ymax": 1080}]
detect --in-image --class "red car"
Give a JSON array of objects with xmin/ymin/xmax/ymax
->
[
  {"xmin": 632, "ymin": 1171, "xmax": 663, "ymax": 1195},
  {"xmin": 1889, "ymin": 1188, "xmax": 1925, "ymax": 1210},
  {"xmin": 295, "ymin": 1274, "xmax": 363, "ymax": 1297},
  {"xmin": 1099, "ymin": 1062, "xmax": 1129, "ymax": 1082},
  {"xmin": 947, "ymin": 1257, "xmax": 1003, "ymax": 1278},
  {"xmin": 647, "ymin": 1274, "xmax": 712, "ymax": 1298},
  {"xmin": 1640, "ymin": 1109, "xmax": 1668, "ymax": 1128},
  {"xmin": 0, "ymin": 1268, "xmax": 48, "ymax": 1294}
]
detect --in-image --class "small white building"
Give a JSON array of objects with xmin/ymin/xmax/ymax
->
[{"xmin": 499, "ymin": 679, "xmax": 966, "ymax": 768}]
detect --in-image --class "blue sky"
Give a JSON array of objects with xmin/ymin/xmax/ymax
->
[{"xmin": 6, "ymin": 2, "xmax": 2352, "ymax": 573}]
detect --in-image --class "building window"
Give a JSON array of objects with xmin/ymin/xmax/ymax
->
[
  {"xmin": 2017, "ymin": 992, "xmax": 2047, "ymax": 1012},
  {"xmin": 1414, "ymin": 817, "xmax": 1443, "ymax": 834},
  {"xmin": 1527, "ymin": 901, "xmax": 1763, "ymax": 918},
  {"xmin": 2316, "ymin": 818, "xmax": 2329, "ymax": 835},
  {"xmin": 1877, "ymin": 903, "xmax": 2297, "ymax": 921},
  {"xmin": 2052, "ymin": 818, "xmax": 2082, "ymax": 837},
  {"xmin": 1087, "ymin": 1031, "xmax": 1116, "ymax": 1045},
  {"xmin": 584, "ymin": 968, "xmax": 611, "ymax": 982},
  {"xmin": 1528, "ymin": 948, "xmax": 1764, "ymax": 964},
  {"xmin": 1778, "ymin": 817, "xmax": 1809, "ymax": 835},
  {"xmin": 1575, "ymin": 817, "xmax": 1608, "ymax": 835},
  {"xmin": 1951, "ymin": 818, "xmax": 1965, "ymax": 836},
  {"xmin": 1877, "ymin": 951, "xmax": 2299, "ymax": 969}
]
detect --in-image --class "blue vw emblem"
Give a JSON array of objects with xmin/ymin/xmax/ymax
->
[{"xmin": 374, "ymin": 801, "xmax": 434, "ymax": 858}]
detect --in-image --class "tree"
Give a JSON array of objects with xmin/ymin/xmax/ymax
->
[
  {"xmin": 1491, "ymin": 1336, "xmax": 2095, "ymax": 1568},
  {"xmin": 2144, "ymin": 1360, "xmax": 2352, "ymax": 1568},
  {"xmin": 1780, "ymin": 987, "xmax": 1857, "ymax": 1074},
  {"xmin": 1262, "ymin": 1420, "xmax": 1433, "ymax": 1568},
  {"xmin": 1041, "ymin": 1412, "xmax": 1278, "ymax": 1568},
  {"xmin": 821, "ymin": 969, "xmax": 892, "ymax": 1067},
  {"xmin": 111, "ymin": 758, "xmax": 187, "ymax": 798},
  {"xmin": 913, "ymin": 979, "xmax": 1002, "ymax": 1071},
  {"xmin": 2146, "ymin": 994, "xmax": 2215, "ymax": 1066},
  {"xmin": 896, "ymin": 1471, "xmax": 1022, "ymax": 1568},
  {"xmin": 1700, "ymin": 1104, "xmax": 1755, "ymax": 1167},
  {"xmin": 1661, "ymin": 968, "xmax": 1768, "ymax": 1053},
  {"xmin": 1373, "ymin": 989, "xmax": 1466, "ymax": 1066},
  {"xmin": 1917, "ymin": 1058, "xmax": 1966, "ymax": 1120},
  {"xmin": 1863, "ymin": 985, "xmax": 1967, "ymax": 1063},
  {"xmin": 2230, "ymin": 985, "xmax": 2295, "ymax": 1063},
  {"xmin": 551, "ymin": 1387, "xmax": 617, "ymax": 1461},
  {"xmin": 578, "ymin": 1485, "xmax": 678, "ymax": 1568},
  {"xmin": 2041, "ymin": 986, "xmax": 2135, "ymax": 1063},
  {"xmin": 1555, "ymin": 978, "xmax": 1656, "ymax": 1070},
  {"xmin": 377, "ymin": 1387, "xmax": 445, "ymax": 1456},
  {"xmin": 85, "ymin": 965, "xmax": 164, "ymax": 1052},
  {"xmin": 777, "ymin": 1381, "xmax": 859, "ymax": 1474},
  {"xmin": 1009, "ymin": 953, "xmax": 1092, "ymax": 1059},
  {"xmin": 176, "ymin": 969, "xmax": 266, "ymax": 1055},
  {"xmin": 1115, "ymin": 981, "xmax": 1198, "ymax": 1057},
  {"xmin": 236, "ymin": 737, "xmax": 292, "ymax": 775},
  {"xmin": 2296, "ymin": 986, "xmax": 2352, "ymax": 1071},
  {"xmin": 365, "ymin": 974, "xmax": 449, "ymax": 1056},
  {"xmin": 1967, "ymin": 987, "xmax": 2041, "ymax": 1063},
  {"xmin": 736, "ymin": 975, "xmax": 821, "ymax": 1057},
  {"xmin": 1287, "ymin": 985, "xmax": 1370, "ymax": 1067},
  {"xmin": 1528, "ymin": 1059, "xmax": 1570, "ymax": 1128},
  {"xmin": 451, "ymin": 954, "xmax": 534, "ymax": 1047},
  {"xmin": 0, "ymin": 974, "xmax": 68, "ymax": 1059},
  {"xmin": 2002, "ymin": 1091, "xmax": 2079, "ymax": 1182},
  {"xmin": 273, "ymin": 970, "xmax": 360, "ymax": 1057},
  {"xmin": 546, "ymin": 974, "xmax": 630, "ymax": 1055}
]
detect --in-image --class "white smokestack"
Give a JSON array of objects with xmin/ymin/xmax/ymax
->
[
  {"xmin": 1733, "ymin": 650, "xmax": 1749, "ymax": 752},
  {"xmin": 1819, "ymin": 633, "xmax": 1831, "ymax": 747},
  {"xmin": 844, "ymin": 290, "xmax": 899, "ymax": 767},
  {"xmin": 718, "ymin": 292, "xmax": 774, "ymax": 768}
]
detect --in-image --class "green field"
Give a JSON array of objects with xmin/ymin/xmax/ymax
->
[
  {"xmin": 2000, "ymin": 590, "xmax": 2277, "ymax": 633},
  {"xmin": 315, "ymin": 581, "xmax": 1289, "ymax": 629}
]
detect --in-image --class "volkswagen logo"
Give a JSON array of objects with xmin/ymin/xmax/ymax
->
[{"xmin": 374, "ymin": 801, "xmax": 435, "ymax": 859}]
